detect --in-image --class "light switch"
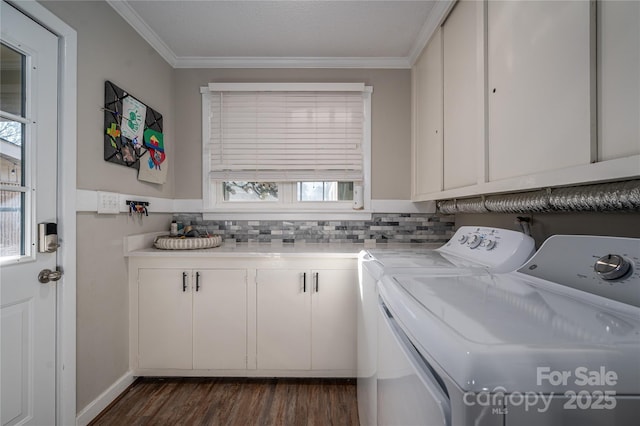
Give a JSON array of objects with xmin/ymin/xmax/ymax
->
[{"xmin": 97, "ymin": 191, "xmax": 120, "ymax": 214}]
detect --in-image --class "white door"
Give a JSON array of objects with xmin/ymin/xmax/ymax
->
[{"xmin": 1, "ymin": 2, "xmax": 59, "ymax": 425}]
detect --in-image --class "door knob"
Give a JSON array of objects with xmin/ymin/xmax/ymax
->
[{"xmin": 38, "ymin": 268, "xmax": 63, "ymax": 284}]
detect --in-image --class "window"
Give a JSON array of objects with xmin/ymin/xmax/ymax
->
[
  {"xmin": 1, "ymin": 43, "xmax": 28, "ymax": 259},
  {"xmin": 297, "ymin": 182, "xmax": 353, "ymax": 202},
  {"xmin": 201, "ymin": 83, "xmax": 371, "ymax": 215},
  {"xmin": 223, "ymin": 182, "xmax": 279, "ymax": 202}
]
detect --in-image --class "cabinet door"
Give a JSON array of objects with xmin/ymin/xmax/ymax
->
[
  {"xmin": 256, "ymin": 269, "xmax": 311, "ymax": 370},
  {"xmin": 193, "ymin": 269, "xmax": 247, "ymax": 370},
  {"xmin": 598, "ymin": 0, "xmax": 640, "ymax": 161},
  {"xmin": 488, "ymin": 0, "xmax": 592, "ymax": 181},
  {"xmin": 443, "ymin": 0, "xmax": 481, "ymax": 190},
  {"xmin": 311, "ymin": 269, "xmax": 358, "ymax": 371},
  {"xmin": 412, "ymin": 28, "xmax": 443, "ymax": 198},
  {"xmin": 138, "ymin": 269, "xmax": 192, "ymax": 369}
]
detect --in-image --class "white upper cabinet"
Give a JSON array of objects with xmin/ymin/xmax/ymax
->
[
  {"xmin": 412, "ymin": 28, "xmax": 443, "ymax": 198},
  {"xmin": 443, "ymin": 0, "xmax": 483, "ymax": 190},
  {"xmin": 598, "ymin": 0, "xmax": 640, "ymax": 161},
  {"xmin": 412, "ymin": 0, "xmax": 640, "ymax": 201},
  {"xmin": 411, "ymin": 0, "xmax": 639, "ymax": 202},
  {"xmin": 487, "ymin": 0, "xmax": 594, "ymax": 181}
]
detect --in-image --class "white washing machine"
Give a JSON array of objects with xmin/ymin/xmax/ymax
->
[
  {"xmin": 357, "ymin": 226, "xmax": 536, "ymax": 426},
  {"xmin": 363, "ymin": 225, "xmax": 536, "ymax": 273},
  {"xmin": 377, "ymin": 235, "xmax": 640, "ymax": 425}
]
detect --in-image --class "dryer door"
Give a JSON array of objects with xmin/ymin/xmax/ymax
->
[{"xmin": 377, "ymin": 300, "xmax": 451, "ymax": 426}]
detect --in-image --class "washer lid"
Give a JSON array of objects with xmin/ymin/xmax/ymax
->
[
  {"xmin": 379, "ymin": 273, "xmax": 640, "ymax": 394},
  {"xmin": 366, "ymin": 248, "xmax": 483, "ymax": 269}
]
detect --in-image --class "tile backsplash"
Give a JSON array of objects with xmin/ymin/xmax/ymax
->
[{"xmin": 172, "ymin": 213, "xmax": 455, "ymax": 244}]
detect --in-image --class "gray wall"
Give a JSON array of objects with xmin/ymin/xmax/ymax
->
[
  {"xmin": 44, "ymin": 1, "xmax": 175, "ymax": 197},
  {"xmin": 75, "ymin": 213, "xmax": 170, "ymax": 408},
  {"xmin": 173, "ymin": 68, "xmax": 412, "ymax": 200},
  {"xmin": 42, "ymin": 1, "xmax": 175, "ymax": 412},
  {"xmin": 41, "ymin": 1, "xmax": 415, "ymax": 415},
  {"xmin": 455, "ymin": 212, "xmax": 640, "ymax": 248}
]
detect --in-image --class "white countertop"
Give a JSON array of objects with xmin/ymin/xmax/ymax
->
[
  {"xmin": 124, "ymin": 233, "xmax": 441, "ymax": 258},
  {"xmin": 127, "ymin": 244, "xmax": 360, "ymax": 258}
]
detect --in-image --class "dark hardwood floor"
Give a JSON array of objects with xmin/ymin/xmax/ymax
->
[{"xmin": 89, "ymin": 377, "xmax": 359, "ymax": 426}]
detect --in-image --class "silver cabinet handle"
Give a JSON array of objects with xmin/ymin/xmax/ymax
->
[{"xmin": 314, "ymin": 272, "xmax": 319, "ymax": 292}]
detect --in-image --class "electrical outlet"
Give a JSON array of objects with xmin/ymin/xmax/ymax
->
[{"xmin": 97, "ymin": 191, "xmax": 120, "ymax": 214}]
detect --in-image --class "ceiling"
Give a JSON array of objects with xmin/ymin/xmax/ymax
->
[{"xmin": 106, "ymin": 0, "xmax": 453, "ymax": 69}]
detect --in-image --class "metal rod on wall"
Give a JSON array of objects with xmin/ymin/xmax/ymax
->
[{"xmin": 437, "ymin": 180, "xmax": 640, "ymax": 214}]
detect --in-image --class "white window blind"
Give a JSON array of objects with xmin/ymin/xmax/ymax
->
[{"xmin": 206, "ymin": 90, "xmax": 365, "ymax": 182}]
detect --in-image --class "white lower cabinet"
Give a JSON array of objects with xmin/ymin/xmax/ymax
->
[
  {"xmin": 130, "ymin": 256, "xmax": 357, "ymax": 376},
  {"xmin": 137, "ymin": 268, "xmax": 247, "ymax": 370},
  {"xmin": 138, "ymin": 269, "xmax": 193, "ymax": 369},
  {"xmin": 256, "ymin": 268, "xmax": 358, "ymax": 373},
  {"xmin": 256, "ymin": 269, "xmax": 312, "ymax": 370},
  {"xmin": 192, "ymin": 269, "xmax": 248, "ymax": 370},
  {"xmin": 311, "ymin": 269, "xmax": 358, "ymax": 371}
]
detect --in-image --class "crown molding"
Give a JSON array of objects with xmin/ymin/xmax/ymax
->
[
  {"xmin": 407, "ymin": 0, "xmax": 456, "ymax": 66},
  {"xmin": 106, "ymin": 0, "xmax": 178, "ymax": 67},
  {"xmin": 174, "ymin": 56, "xmax": 411, "ymax": 69}
]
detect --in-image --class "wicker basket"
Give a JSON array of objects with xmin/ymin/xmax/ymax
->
[{"xmin": 154, "ymin": 235, "xmax": 222, "ymax": 250}]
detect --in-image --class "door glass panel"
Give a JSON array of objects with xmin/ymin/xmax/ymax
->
[
  {"xmin": 0, "ymin": 42, "xmax": 26, "ymax": 259},
  {"xmin": 0, "ymin": 119, "xmax": 23, "ymax": 186},
  {"xmin": 0, "ymin": 190, "xmax": 23, "ymax": 257},
  {"xmin": 1, "ymin": 43, "xmax": 25, "ymax": 117}
]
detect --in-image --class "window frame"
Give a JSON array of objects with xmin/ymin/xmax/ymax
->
[{"xmin": 201, "ymin": 83, "xmax": 372, "ymax": 219}]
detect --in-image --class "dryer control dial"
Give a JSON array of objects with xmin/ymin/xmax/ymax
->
[
  {"xmin": 458, "ymin": 235, "xmax": 468, "ymax": 244},
  {"xmin": 468, "ymin": 235, "xmax": 482, "ymax": 249},
  {"xmin": 594, "ymin": 254, "xmax": 632, "ymax": 281},
  {"xmin": 484, "ymin": 239, "xmax": 497, "ymax": 250}
]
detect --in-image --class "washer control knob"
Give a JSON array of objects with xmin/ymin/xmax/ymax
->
[
  {"xmin": 458, "ymin": 235, "xmax": 468, "ymax": 244},
  {"xmin": 594, "ymin": 254, "xmax": 631, "ymax": 281},
  {"xmin": 468, "ymin": 235, "xmax": 482, "ymax": 249},
  {"xmin": 485, "ymin": 239, "xmax": 497, "ymax": 250}
]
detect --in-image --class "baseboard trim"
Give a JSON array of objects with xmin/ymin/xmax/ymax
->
[{"xmin": 75, "ymin": 371, "xmax": 135, "ymax": 426}]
